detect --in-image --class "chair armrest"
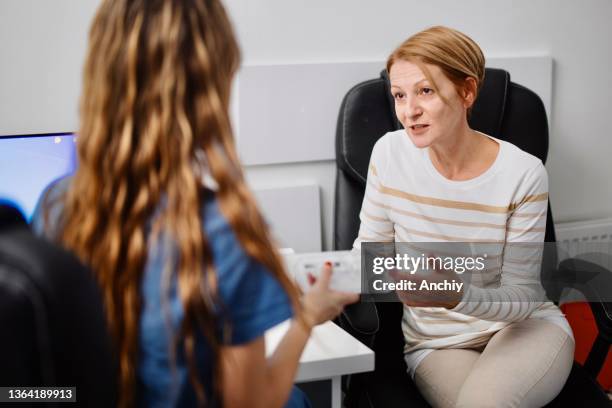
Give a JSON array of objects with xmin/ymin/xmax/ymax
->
[
  {"xmin": 558, "ymin": 254, "xmax": 612, "ymax": 339},
  {"xmin": 337, "ymin": 298, "xmax": 380, "ymax": 348},
  {"xmin": 558, "ymin": 254, "xmax": 612, "ymax": 378}
]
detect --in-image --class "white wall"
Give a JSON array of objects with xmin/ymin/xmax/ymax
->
[
  {"xmin": 0, "ymin": 0, "xmax": 98, "ymax": 134},
  {"xmin": 1, "ymin": 0, "xmax": 611, "ymax": 250}
]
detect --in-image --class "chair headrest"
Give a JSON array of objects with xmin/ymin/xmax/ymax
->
[
  {"xmin": 336, "ymin": 75, "xmax": 398, "ymax": 185},
  {"xmin": 0, "ymin": 202, "xmax": 27, "ymax": 231},
  {"xmin": 380, "ymin": 69, "xmax": 403, "ymax": 131},
  {"xmin": 468, "ymin": 68, "xmax": 510, "ymax": 138}
]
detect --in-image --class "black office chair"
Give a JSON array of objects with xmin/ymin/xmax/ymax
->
[
  {"xmin": 334, "ymin": 68, "xmax": 612, "ymax": 407},
  {"xmin": 0, "ymin": 203, "xmax": 117, "ymax": 407}
]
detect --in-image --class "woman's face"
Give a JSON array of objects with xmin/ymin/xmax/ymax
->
[{"xmin": 389, "ymin": 59, "xmax": 468, "ymax": 149}]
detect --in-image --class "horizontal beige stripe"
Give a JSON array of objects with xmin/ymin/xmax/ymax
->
[
  {"xmin": 362, "ymin": 210, "xmax": 390, "ymax": 223},
  {"xmin": 366, "ymin": 195, "xmax": 508, "ymax": 229},
  {"xmin": 395, "ymin": 224, "xmax": 505, "ymax": 244},
  {"xmin": 369, "ymin": 179, "xmax": 548, "ymax": 215},
  {"xmin": 393, "ymin": 237, "xmax": 501, "ymax": 270},
  {"xmin": 358, "ymin": 234, "xmax": 393, "ymax": 243},
  {"xmin": 508, "ymin": 193, "xmax": 549, "ymax": 212},
  {"xmin": 394, "ymin": 240, "xmax": 504, "ymax": 260},
  {"xmin": 377, "ymin": 182, "xmax": 510, "ymax": 213}
]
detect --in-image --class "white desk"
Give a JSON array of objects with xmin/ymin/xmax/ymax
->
[{"xmin": 265, "ymin": 320, "xmax": 374, "ymax": 408}]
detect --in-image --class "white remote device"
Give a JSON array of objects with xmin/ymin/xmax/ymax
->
[{"xmin": 282, "ymin": 250, "xmax": 361, "ymax": 293}]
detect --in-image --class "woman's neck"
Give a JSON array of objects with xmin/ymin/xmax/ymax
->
[{"xmin": 428, "ymin": 126, "xmax": 498, "ymax": 181}]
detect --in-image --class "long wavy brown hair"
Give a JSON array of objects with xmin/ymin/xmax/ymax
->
[{"xmin": 50, "ymin": 0, "xmax": 300, "ymax": 406}]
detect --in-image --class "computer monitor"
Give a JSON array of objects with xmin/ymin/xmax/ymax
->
[{"xmin": 0, "ymin": 133, "xmax": 77, "ymax": 221}]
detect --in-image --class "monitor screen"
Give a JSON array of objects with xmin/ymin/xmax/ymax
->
[{"xmin": 0, "ymin": 133, "xmax": 77, "ymax": 221}]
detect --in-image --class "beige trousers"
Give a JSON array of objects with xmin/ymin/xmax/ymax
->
[{"xmin": 414, "ymin": 319, "xmax": 575, "ymax": 408}]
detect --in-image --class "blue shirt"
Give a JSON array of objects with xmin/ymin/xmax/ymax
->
[{"xmin": 31, "ymin": 177, "xmax": 304, "ymax": 407}]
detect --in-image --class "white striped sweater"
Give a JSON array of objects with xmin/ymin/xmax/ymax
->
[{"xmin": 352, "ymin": 130, "xmax": 572, "ymax": 377}]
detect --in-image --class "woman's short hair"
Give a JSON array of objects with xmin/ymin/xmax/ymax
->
[{"xmin": 387, "ymin": 26, "xmax": 485, "ymax": 114}]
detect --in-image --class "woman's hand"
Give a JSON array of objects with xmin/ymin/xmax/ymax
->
[
  {"xmin": 391, "ymin": 255, "xmax": 465, "ymax": 309},
  {"xmin": 300, "ymin": 262, "xmax": 359, "ymax": 330}
]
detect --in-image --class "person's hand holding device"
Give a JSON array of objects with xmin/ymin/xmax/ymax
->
[{"xmin": 300, "ymin": 262, "xmax": 359, "ymax": 330}]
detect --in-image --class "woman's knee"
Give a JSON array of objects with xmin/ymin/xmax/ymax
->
[
  {"xmin": 414, "ymin": 349, "xmax": 481, "ymax": 408},
  {"xmin": 456, "ymin": 334, "xmax": 574, "ymax": 408},
  {"xmin": 521, "ymin": 336, "xmax": 574, "ymax": 407}
]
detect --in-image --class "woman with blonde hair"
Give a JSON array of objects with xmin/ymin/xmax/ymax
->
[
  {"xmin": 354, "ymin": 26, "xmax": 574, "ymax": 407},
  {"xmin": 33, "ymin": 0, "xmax": 357, "ymax": 407}
]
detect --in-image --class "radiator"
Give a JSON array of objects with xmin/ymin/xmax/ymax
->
[{"xmin": 554, "ymin": 218, "xmax": 612, "ymax": 304}]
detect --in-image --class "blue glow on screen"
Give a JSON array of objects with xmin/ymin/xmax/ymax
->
[{"xmin": 0, "ymin": 133, "xmax": 77, "ymax": 220}]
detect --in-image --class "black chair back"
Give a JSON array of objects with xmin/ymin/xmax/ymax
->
[{"xmin": 0, "ymin": 203, "xmax": 117, "ymax": 407}]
